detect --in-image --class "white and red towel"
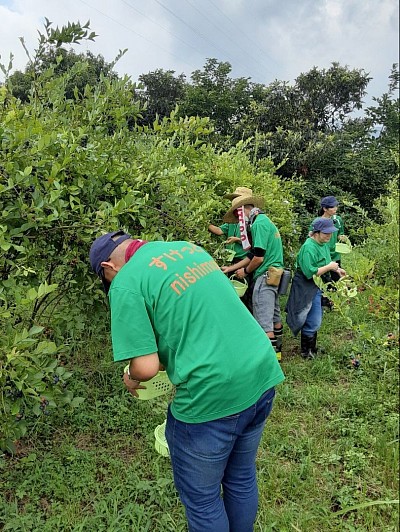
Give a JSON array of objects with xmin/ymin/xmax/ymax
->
[{"xmin": 237, "ymin": 206, "xmax": 251, "ymax": 250}]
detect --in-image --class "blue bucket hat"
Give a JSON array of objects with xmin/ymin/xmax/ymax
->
[
  {"xmin": 320, "ymin": 196, "xmax": 339, "ymax": 208},
  {"xmin": 312, "ymin": 218, "xmax": 338, "ymax": 234},
  {"xmin": 89, "ymin": 230, "xmax": 131, "ymax": 292}
]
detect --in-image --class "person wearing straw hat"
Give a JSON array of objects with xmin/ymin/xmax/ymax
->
[
  {"xmin": 223, "ymin": 186, "xmax": 254, "ymax": 201},
  {"xmin": 285, "ymin": 217, "xmax": 346, "ymax": 358},
  {"xmin": 208, "ymin": 187, "xmax": 253, "ymax": 265},
  {"xmin": 89, "ymin": 230, "xmax": 284, "ymax": 532},
  {"xmin": 221, "ymin": 194, "xmax": 285, "ymax": 361}
]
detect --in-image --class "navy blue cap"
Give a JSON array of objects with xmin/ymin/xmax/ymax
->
[
  {"xmin": 89, "ymin": 230, "xmax": 131, "ymax": 292},
  {"xmin": 320, "ymin": 196, "xmax": 339, "ymax": 208},
  {"xmin": 312, "ymin": 218, "xmax": 338, "ymax": 234}
]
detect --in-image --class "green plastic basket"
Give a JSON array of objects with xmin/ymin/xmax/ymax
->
[
  {"xmin": 335, "ymin": 242, "xmax": 352, "ymax": 254},
  {"xmin": 230, "ymin": 275, "xmax": 248, "ymax": 297},
  {"xmin": 154, "ymin": 420, "xmax": 169, "ymax": 457},
  {"xmin": 124, "ymin": 367, "xmax": 173, "ymax": 400}
]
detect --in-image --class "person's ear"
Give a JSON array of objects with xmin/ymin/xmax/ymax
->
[{"xmin": 101, "ymin": 260, "xmax": 119, "ymax": 273}]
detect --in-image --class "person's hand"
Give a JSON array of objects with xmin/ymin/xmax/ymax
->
[
  {"xmin": 123, "ymin": 372, "xmax": 146, "ymax": 398},
  {"xmin": 235, "ymin": 268, "xmax": 247, "ymax": 279},
  {"xmin": 221, "ymin": 265, "xmax": 231, "ymax": 274},
  {"xmin": 337, "ymin": 267, "xmax": 346, "ymax": 277},
  {"xmin": 328, "ymin": 261, "xmax": 339, "ymax": 271},
  {"xmin": 225, "ymin": 236, "xmax": 241, "ymax": 244},
  {"xmin": 338, "ymin": 235, "xmax": 347, "ymax": 242}
]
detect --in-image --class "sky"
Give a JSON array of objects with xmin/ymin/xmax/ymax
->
[{"xmin": 0, "ymin": 0, "xmax": 399, "ymax": 107}]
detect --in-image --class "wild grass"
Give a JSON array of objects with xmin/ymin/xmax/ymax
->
[{"xmin": 1, "ymin": 288, "xmax": 398, "ymax": 531}]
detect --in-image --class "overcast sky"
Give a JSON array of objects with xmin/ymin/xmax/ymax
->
[{"xmin": 0, "ymin": 0, "xmax": 398, "ymax": 107}]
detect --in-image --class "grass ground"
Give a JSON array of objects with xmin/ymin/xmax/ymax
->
[{"xmin": 1, "ymin": 291, "xmax": 398, "ymax": 531}]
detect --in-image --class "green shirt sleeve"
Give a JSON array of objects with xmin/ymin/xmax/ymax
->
[
  {"xmin": 219, "ymin": 223, "xmax": 229, "ymax": 237},
  {"xmin": 298, "ymin": 246, "xmax": 319, "ymax": 279},
  {"xmin": 109, "ymin": 287, "xmax": 157, "ymax": 362},
  {"xmin": 252, "ymin": 220, "xmax": 270, "ymax": 250},
  {"xmin": 335, "ymin": 215, "xmax": 344, "ymax": 236}
]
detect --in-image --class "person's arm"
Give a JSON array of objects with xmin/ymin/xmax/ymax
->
[
  {"xmin": 221, "ymin": 257, "xmax": 250, "ymax": 274},
  {"xmin": 235, "ymin": 257, "xmax": 263, "ymax": 279},
  {"xmin": 123, "ymin": 352, "xmax": 160, "ymax": 398},
  {"xmin": 208, "ymin": 224, "xmax": 224, "ymax": 236},
  {"xmin": 235, "ymin": 247, "xmax": 264, "ymax": 279},
  {"xmin": 110, "ymin": 289, "xmax": 160, "ymax": 397},
  {"xmin": 128, "ymin": 352, "xmax": 160, "ymax": 380},
  {"xmin": 225, "ymin": 236, "xmax": 241, "ymax": 244}
]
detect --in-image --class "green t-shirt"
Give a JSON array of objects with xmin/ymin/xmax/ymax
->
[
  {"xmin": 309, "ymin": 215, "xmax": 344, "ymax": 261},
  {"xmin": 108, "ymin": 241, "xmax": 284, "ymax": 423},
  {"xmin": 250, "ymin": 214, "xmax": 284, "ymax": 279},
  {"xmin": 297, "ymin": 237, "xmax": 331, "ymax": 279},
  {"xmin": 219, "ymin": 223, "xmax": 248, "ymax": 260}
]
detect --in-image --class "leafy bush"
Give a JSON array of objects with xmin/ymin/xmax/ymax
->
[
  {"xmin": 0, "ymin": 21, "xmax": 298, "ymax": 449},
  {"xmin": 0, "ymin": 324, "xmax": 84, "ymax": 453},
  {"xmin": 359, "ymin": 180, "xmax": 399, "ymax": 288}
]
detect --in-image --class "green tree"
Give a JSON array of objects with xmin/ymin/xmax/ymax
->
[
  {"xmin": 234, "ymin": 63, "xmax": 397, "ymax": 222},
  {"xmin": 7, "ymin": 19, "xmax": 117, "ymax": 102},
  {"xmin": 137, "ymin": 69, "xmax": 187, "ymax": 125},
  {"xmin": 180, "ymin": 58, "xmax": 255, "ymax": 136},
  {"xmin": 300, "ymin": 66, "xmax": 399, "ymax": 217},
  {"xmin": 366, "ymin": 63, "xmax": 399, "ymax": 150},
  {"xmin": 295, "ymin": 62, "xmax": 371, "ymax": 130}
]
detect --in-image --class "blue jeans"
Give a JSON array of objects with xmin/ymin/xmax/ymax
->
[
  {"xmin": 302, "ymin": 289, "xmax": 322, "ymax": 336},
  {"xmin": 165, "ymin": 387, "xmax": 276, "ymax": 532}
]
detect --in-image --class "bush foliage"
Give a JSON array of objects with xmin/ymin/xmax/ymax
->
[{"xmin": 0, "ymin": 22, "xmax": 298, "ymax": 450}]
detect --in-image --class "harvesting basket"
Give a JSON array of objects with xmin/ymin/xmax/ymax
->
[
  {"xmin": 230, "ymin": 275, "xmax": 248, "ymax": 297},
  {"xmin": 335, "ymin": 242, "xmax": 352, "ymax": 254},
  {"xmin": 124, "ymin": 367, "xmax": 173, "ymax": 400},
  {"xmin": 154, "ymin": 420, "xmax": 169, "ymax": 457}
]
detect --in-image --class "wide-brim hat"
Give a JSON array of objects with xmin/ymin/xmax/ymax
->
[
  {"xmin": 223, "ymin": 186, "xmax": 253, "ymax": 200},
  {"xmin": 223, "ymin": 195, "xmax": 265, "ymax": 223}
]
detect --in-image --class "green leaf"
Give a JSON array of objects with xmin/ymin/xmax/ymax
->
[
  {"xmin": 70, "ymin": 397, "xmax": 85, "ymax": 407},
  {"xmin": 20, "ymin": 452, "xmax": 37, "ymax": 463},
  {"xmin": 0, "ymin": 242, "xmax": 11, "ymax": 251},
  {"xmin": 28, "ymin": 326, "xmax": 44, "ymax": 336},
  {"xmin": 11, "ymin": 401, "xmax": 21, "ymax": 416},
  {"xmin": 26, "ymin": 288, "xmax": 37, "ymax": 301},
  {"xmin": 335, "ymin": 499, "xmax": 399, "ymax": 515}
]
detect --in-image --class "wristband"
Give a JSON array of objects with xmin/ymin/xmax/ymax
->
[{"xmin": 244, "ymin": 267, "xmax": 249, "ymax": 275}]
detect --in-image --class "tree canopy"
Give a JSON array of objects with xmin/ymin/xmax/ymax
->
[{"xmin": 2, "ymin": 21, "xmax": 399, "ymax": 221}]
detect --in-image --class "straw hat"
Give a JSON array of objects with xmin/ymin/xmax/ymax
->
[
  {"xmin": 223, "ymin": 194, "xmax": 265, "ymax": 223},
  {"xmin": 223, "ymin": 186, "xmax": 253, "ymax": 200}
]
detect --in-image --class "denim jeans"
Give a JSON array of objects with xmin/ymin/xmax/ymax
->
[
  {"xmin": 302, "ymin": 289, "xmax": 322, "ymax": 336},
  {"xmin": 165, "ymin": 387, "xmax": 276, "ymax": 532}
]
